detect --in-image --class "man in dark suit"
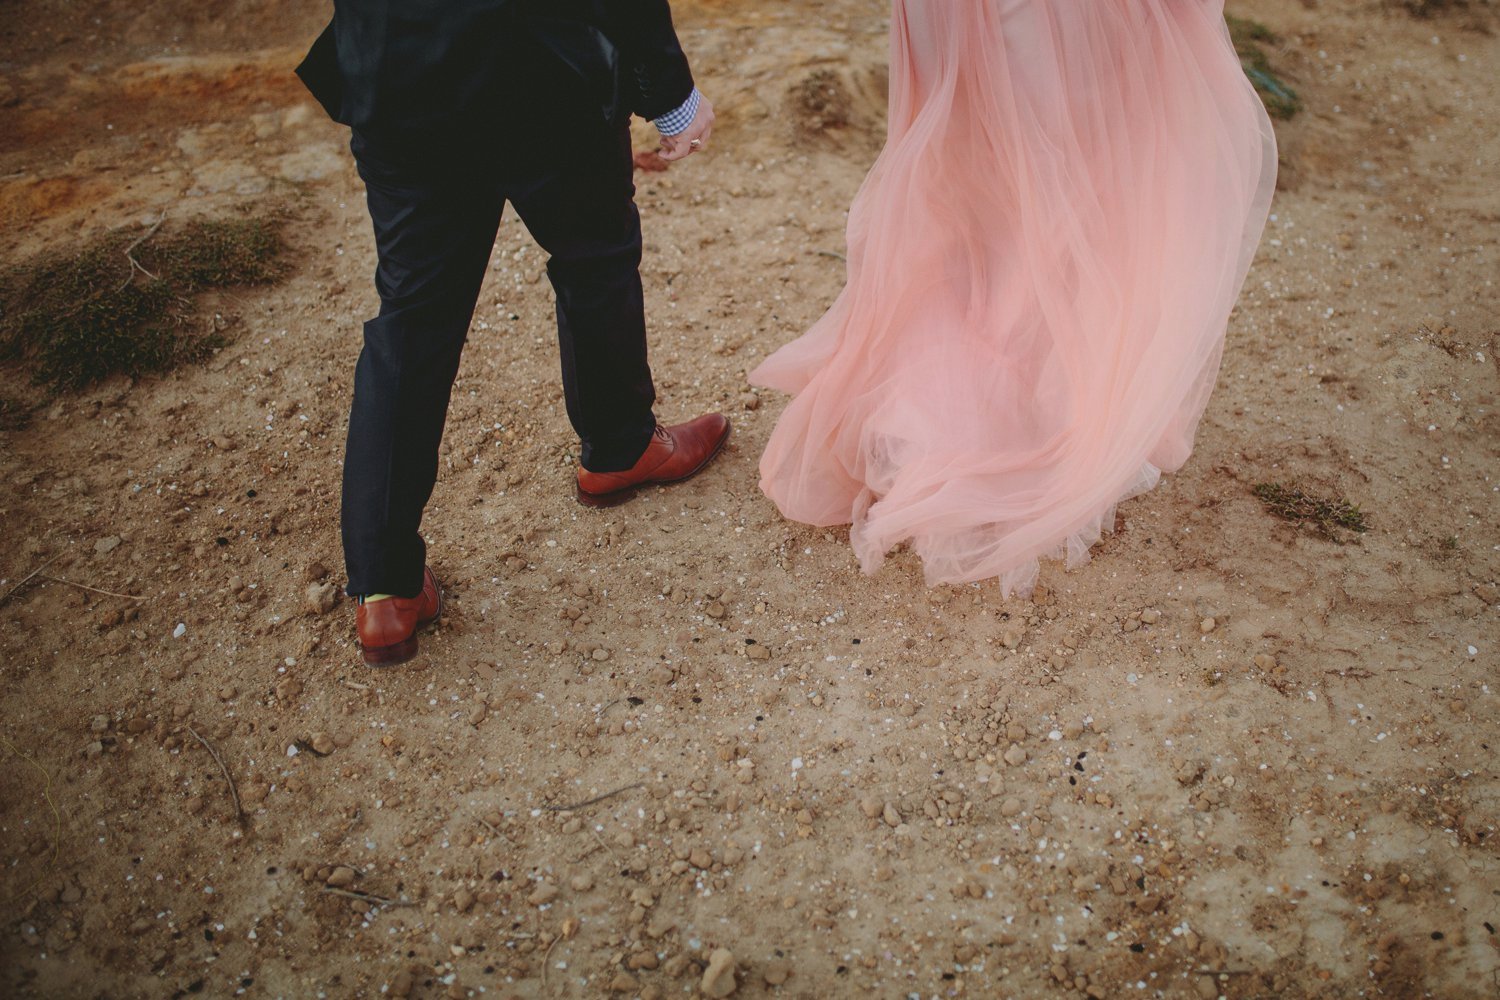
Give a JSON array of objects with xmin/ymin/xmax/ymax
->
[{"xmin": 297, "ymin": 0, "xmax": 730, "ymax": 666}]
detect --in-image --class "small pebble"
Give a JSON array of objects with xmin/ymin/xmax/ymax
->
[{"xmin": 701, "ymin": 948, "xmax": 737, "ymax": 998}]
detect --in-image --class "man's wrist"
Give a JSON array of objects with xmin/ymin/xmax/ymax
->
[{"xmin": 653, "ymin": 87, "xmax": 701, "ymax": 136}]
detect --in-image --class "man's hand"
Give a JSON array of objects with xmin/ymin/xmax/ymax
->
[{"xmin": 659, "ymin": 94, "xmax": 714, "ymax": 162}]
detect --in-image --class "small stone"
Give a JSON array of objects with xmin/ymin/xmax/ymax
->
[
  {"xmin": 570, "ymin": 874, "xmax": 594, "ymax": 892},
  {"xmin": 859, "ymin": 797, "xmax": 882, "ymax": 819},
  {"xmin": 309, "ymin": 732, "xmax": 335, "ymax": 755},
  {"xmin": 627, "ymin": 951, "xmax": 659, "ymax": 971},
  {"xmin": 453, "ymin": 888, "xmax": 475, "ymax": 913},
  {"xmin": 1004, "ymin": 744, "xmax": 1027, "ymax": 767},
  {"xmin": 1000, "ymin": 797, "xmax": 1022, "ymax": 817},
  {"xmin": 763, "ymin": 961, "xmax": 791, "ymax": 986},
  {"xmin": 701, "ymin": 948, "xmax": 737, "ymax": 998},
  {"xmin": 609, "ymin": 972, "xmax": 640, "ymax": 993},
  {"xmin": 1253, "ymin": 653, "xmax": 1277, "ymax": 670},
  {"xmin": 689, "ymin": 848, "xmax": 713, "ymax": 870},
  {"xmin": 1199, "ymin": 617, "xmax": 1217, "ymax": 634},
  {"xmin": 527, "ymin": 882, "xmax": 559, "ymax": 906},
  {"xmin": 326, "ymin": 866, "xmax": 356, "ymax": 888},
  {"xmin": 1062, "ymin": 721, "xmax": 1085, "ymax": 740},
  {"xmin": 740, "ymin": 392, "xmax": 760, "ymax": 411},
  {"xmin": 305, "ymin": 581, "xmax": 338, "ymax": 615},
  {"xmin": 89, "ymin": 715, "xmax": 110, "ymax": 734},
  {"xmin": 303, "ymin": 562, "xmax": 330, "ymax": 583},
  {"xmin": 591, "ymin": 648, "xmax": 611, "ymax": 662},
  {"xmin": 1140, "ymin": 608, "xmax": 1160, "ymax": 624},
  {"xmin": 706, "ymin": 602, "xmax": 726, "ymax": 619},
  {"xmin": 882, "ymin": 802, "xmax": 901, "ymax": 828},
  {"xmin": 94, "ymin": 536, "xmax": 122, "ymax": 555},
  {"xmin": 467, "ymin": 704, "xmax": 487, "ymax": 726}
]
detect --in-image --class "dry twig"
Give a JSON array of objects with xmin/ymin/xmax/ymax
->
[
  {"xmin": 0, "ymin": 735, "xmax": 63, "ymax": 906},
  {"xmin": 38, "ymin": 574, "xmax": 145, "ymax": 601},
  {"xmin": 542, "ymin": 782, "xmax": 644, "ymax": 812},
  {"xmin": 117, "ymin": 211, "xmax": 166, "ymax": 291},
  {"xmin": 187, "ymin": 726, "xmax": 244, "ymax": 825},
  {"xmin": 322, "ymin": 886, "xmax": 416, "ymax": 908},
  {"xmin": 0, "ymin": 555, "xmax": 62, "ymax": 608}
]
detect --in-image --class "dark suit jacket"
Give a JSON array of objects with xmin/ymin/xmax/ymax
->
[{"xmin": 297, "ymin": 0, "xmax": 696, "ymax": 138}]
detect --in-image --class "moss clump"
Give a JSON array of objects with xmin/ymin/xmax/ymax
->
[
  {"xmin": 0, "ymin": 216, "xmax": 287, "ymax": 392},
  {"xmin": 1254, "ymin": 482, "xmax": 1368, "ymax": 540},
  {"xmin": 1226, "ymin": 15, "xmax": 1302, "ymax": 120}
]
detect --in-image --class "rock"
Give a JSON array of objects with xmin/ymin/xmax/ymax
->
[
  {"xmin": 326, "ymin": 866, "xmax": 356, "ymax": 888},
  {"xmin": 882, "ymin": 802, "xmax": 901, "ymax": 828},
  {"xmin": 527, "ymin": 881, "xmax": 559, "ymax": 906},
  {"xmin": 689, "ymin": 848, "xmax": 713, "ymax": 870},
  {"xmin": 706, "ymin": 602, "xmax": 727, "ymax": 619},
  {"xmin": 89, "ymin": 715, "xmax": 110, "ymax": 734},
  {"xmin": 309, "ymin": 732, "xmax": 335, "ymax": 755},
  {"xmin": 627, "ymin": 951, "xmax": 659, "ymax": 971},
  {"xmin": 1199, "ymin": 617, "xmax": 1217, "ymax": 634},
  {"xmin": 1062, "ymin": 721, "xmax": 1085, "ymax": 740},
  {"xmin": 1004, "ymin": 744, "xmax": 1027, "ymax": 767},
  {"xmin": 305, "ymin": 581, "xmax": 338, "ymax": 615},
  {"xmin": 94, "ymin": 536, "xmax": 122, "ymax": 555},
  {"xmin": 762, "ymin": 961, "xmax": 791, "ymax": 986},
  {"xmin": 859, "ymin": 797, "xmax": 882, "ymax": 819},
  {"xmin": 1000, "ymin": 797, "xmax": 1022, "ymax": 817},
  {"xmin": 453, "ymin": 888, "xmax": 475, "ymax": 913},
  {"xmin": 700, "ymin": 948, "xmax": 737, "ymax": 998},
  {"xmin": 303, "ymin": 562, "xmax": 329, "ymax": 583},
  {"xmin": 570, "ymin": 874, "xmax": 594, "ymax": 892},
  {"xmin": 1141, "ymin": 608, "xmax": 1161, "ymax": 624},
  {"xmin": 609, "ymin": 972, "xmax": 640, "ymax": 993}
]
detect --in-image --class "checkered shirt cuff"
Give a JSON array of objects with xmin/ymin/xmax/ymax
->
[{"xmin": 652, "ymin": 88, "xmax": 702, "ymax": 136}]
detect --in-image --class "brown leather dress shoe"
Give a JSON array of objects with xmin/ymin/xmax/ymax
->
[
  {"xmin": 356, "ymin": 566, "xmax": 443, "ymax": 667},
  {"xmin": 576, "ymin": 413, "xmax": 731, "ymax": 508}
]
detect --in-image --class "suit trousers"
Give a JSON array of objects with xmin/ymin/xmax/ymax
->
[{"xmin": 342, "ymin": 122, "xmax": 657, "ymax": 598}]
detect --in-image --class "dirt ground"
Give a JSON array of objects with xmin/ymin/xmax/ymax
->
[{"xmin": 2, "ymin": 1, "xmax": 1498, "ymax": 997}]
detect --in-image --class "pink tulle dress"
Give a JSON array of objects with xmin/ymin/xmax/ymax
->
[{"xmin": 750, "ymin": 0, "xmax": 1277, "ymax": 595}]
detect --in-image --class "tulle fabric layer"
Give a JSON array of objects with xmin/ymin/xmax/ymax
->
[{"xmin": 750, "ymin": 0, "xmax": 1276, "ymax": 595}]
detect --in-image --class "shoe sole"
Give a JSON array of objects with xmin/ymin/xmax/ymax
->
[
  {"xmin": 359, "ymin": 588, "xmax": 444, "ymax": 668},
  {"xmin": 575, "ymin": 423, "xmax": 731, "ymax": 509}
]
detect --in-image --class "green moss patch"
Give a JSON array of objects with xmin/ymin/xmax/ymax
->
[
  {"xmin": 1227, "ymin": 15, "xmax": 1302, "ymax": 121},
  {"xmin": 0, "ymin": 216, "xmax": 288, "ymax": 393},
  {"xmin": 1254, "ymin": 481, "xmax": 1369, "ymax": 540}
]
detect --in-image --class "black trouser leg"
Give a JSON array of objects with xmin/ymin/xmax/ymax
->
[
  {"xmin": 341, "ymin": 134, "xmax": 504, "ymax": 597},
  {"xmin": 508, "ymin": 122, "xmax": 656, "ymax": 472}
]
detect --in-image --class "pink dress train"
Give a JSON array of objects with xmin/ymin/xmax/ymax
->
[{"xmin": 750, "ymin": 0, "xmax": 1277, "ymax": 595}]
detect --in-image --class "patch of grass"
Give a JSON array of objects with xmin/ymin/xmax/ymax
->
[
  {"xmin": 1254, "ymin": 481, "xmax": 1368, "ymax": 540},
  {"xmin": 0, "ymin": 216, "xmax": 287, "ymax": 393},
  {"xmin": 0, "ymin": 395, "xmax": 29, "ymax": 431},
  {"xmin": 1226, "ymin": 15, "xmax": 1302, "ymax": 120}
]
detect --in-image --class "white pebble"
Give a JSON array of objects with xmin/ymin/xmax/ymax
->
[{"xmin": 172, "ymin": 623, "xmax": 186, "ymax": 638}]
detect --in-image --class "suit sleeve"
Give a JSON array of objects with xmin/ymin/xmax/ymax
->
[{"xmin": 613, "ymin": 0, "xmax": 697, "ymax": 120}]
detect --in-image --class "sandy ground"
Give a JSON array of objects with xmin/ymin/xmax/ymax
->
[{"xmin": 2, "ymin": 1, "xmax": 1498, "ymax": 997}]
